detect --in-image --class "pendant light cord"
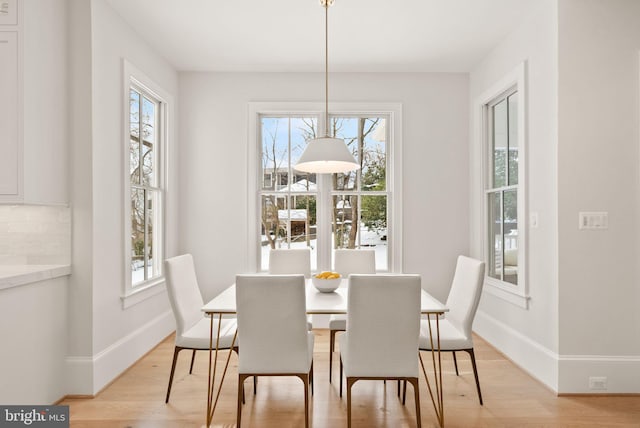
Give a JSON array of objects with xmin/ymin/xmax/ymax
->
[{"xmin": 324, "ymin": 1, "xmax": 330, "ymax": 138}]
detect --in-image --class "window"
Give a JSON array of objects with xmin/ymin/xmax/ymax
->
[
  {"xmin": 478, "ymin": 61, "xmax": 527, "ymax": 307},
  {"xmin": 330, "ymin": 116, "xmax": 388, "ymax": 269},
  {"xmin": 252, "ymin": 103, "xmax": 400, "ymax": 273},
  {"xmin": 259, "ymin": 116, "xmax": 319, "ymax": 271},
  {"xmin": 123, "ymin": 62, "xmax": 168, "ymax": 298},
  {"xmin": 486, "ymin": 91, "xmax": 519, "ymax": 285}
]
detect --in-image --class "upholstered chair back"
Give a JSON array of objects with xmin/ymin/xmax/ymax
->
[
  {"xmin": 269, "ymin": 248, "xmax": 312, "ymax": 278},
  {"xmin": 164, "ymin": 254, "xmax": 205, "ymax": 338},
  {"xmin": 445, "ymin": 256, "xmax": 486, "ymax": 341},
  {"xmin": 333, "ymin": 249, "xmax": 376, "ymax": 277},
  {"xmin": 345, "ymin": 274, "xmax": 421, "ymax": 378},
  {"xmin": 235, "ymin": 274, "xmax": 312, "ymax": 374}
]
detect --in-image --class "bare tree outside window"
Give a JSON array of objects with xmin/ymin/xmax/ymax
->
[
  {"xmin": 260, "ymin": 116, "xmax": 318, "ymax": 270},
  {"xmin": 331, "ymin": 117, "xmax": 387, "ymax": 256},
  {"xmin": 257, "ymin": 113, "xmax": 390, "ymax": 272},
  {"xmin": 130, "ymin": 87, "xmax": 162, "ymax": 286}
]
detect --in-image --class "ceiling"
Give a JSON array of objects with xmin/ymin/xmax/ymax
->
[{"xmin": 105, "ymin": 0, "xmax": 542, "ymax": 73}]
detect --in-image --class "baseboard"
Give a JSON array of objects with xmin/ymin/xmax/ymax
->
[
  {"xmin": 66, "ymin": 309, "xmax": 174, "ymax": 395},
  {"xmin": 473, "ymin": 309, "xmax": 559, "ymax": 391},
  {"xmin": 65, "ymin": 355, "xmax": 94, "ymax": 395},
  {"xmin": 558, "ymin": 354, "xmax": 640, "ymax": 393}
]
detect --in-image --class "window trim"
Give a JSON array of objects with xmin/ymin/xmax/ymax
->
[
  {"xmin": 247, "ymin": 102, "xmax": 403, "ymax": 274},
  {"xmin": 476, "ymin": 62, "xmax": 529, "ymax": 309},
  {"xmin": 121, "ymin": 59, "xmax": 171, "ymax": 308}
]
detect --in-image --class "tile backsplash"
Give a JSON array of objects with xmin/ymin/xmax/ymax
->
[{"xmin": 0, "ymin": 205, "xmax": 71, "ymax": 265}]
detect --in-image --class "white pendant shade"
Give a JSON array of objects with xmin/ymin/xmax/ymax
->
[{"xmin": 294, "ymin": 137, "xmax": 360, "ymax": 174}]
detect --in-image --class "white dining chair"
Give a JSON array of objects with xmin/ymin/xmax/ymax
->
[
  {"xmin": 235, "ymin": 274, "xmax": 314, "ymax": 428},
  {"xmin": 339, "ymin": 274, "xmax": 422, "ymax": 428},
  {"xmin": 418, "ymin": 255, "xmax": 486, "ymax": 405},
  {"xmin": 163, "ymin": 254, "xmax": 237, "ymax": 403},
  {"xmin": 328, "ymin": 249, "xmax": 376, "ymax": 382},
  {"xmin": 268, "ymin": 248, "xmax": 312, "ymax": 278},
  {"xmin": 269, "ymin": 248, "xmax": 313, "ymax": 330}
]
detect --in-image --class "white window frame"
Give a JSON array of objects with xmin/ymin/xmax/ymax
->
[
  {"xmin": 476, "ymin": 62, "xmax": 529, "ymax": 308},
  {"xmin": 248, "ymin": 102, "xmax": 403, "ymax": 274},
  {"xmin": 121, "ymin": 60, "xmax": 170, "ymax": 308}
]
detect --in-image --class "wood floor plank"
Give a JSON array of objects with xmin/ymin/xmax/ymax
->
[{"xmin": 61, "ymin": 330, "xmax": 640, "ymax": 427}]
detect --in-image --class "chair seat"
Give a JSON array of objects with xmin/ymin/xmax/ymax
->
[
  {"xmin": 176, "ymin": 317, "xmax": 237, "ymax": 349},
  {"xmin": 418, "ymin": 318, "xmax": 472, "ymax": 350},
  {"xmin": 329, "ymin": 314, "xmax": 346, "ymax": 330}
]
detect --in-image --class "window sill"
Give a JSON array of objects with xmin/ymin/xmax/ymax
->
[
  {"xmin": 121, "ymin": 277, "xmax": 166, "ymax": 309},
  {"xmin": 483, "ymin": 277, "xmax": 529, "ymax": 309}
]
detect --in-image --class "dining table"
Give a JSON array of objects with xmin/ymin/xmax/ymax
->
[{"xmin": 201, "ymin": 276, "xmax": 449, "ymax": 427}]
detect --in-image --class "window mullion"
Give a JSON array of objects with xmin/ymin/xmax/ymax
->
[
  {"xmin": 500, "ymin": 191, "xmax": 505, "ymax": 281},
  {"xmin": 138, "ymin": 94, "xmax": 143, "ymax": 186},
  {"xmin": 287, "ymin": 118, "xmax": 292, "ymax": 247}
]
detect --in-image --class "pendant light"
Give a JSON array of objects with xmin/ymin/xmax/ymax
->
[{"xmin": 294, "ymin": 0, "xmax": 360, "ymax": 174}]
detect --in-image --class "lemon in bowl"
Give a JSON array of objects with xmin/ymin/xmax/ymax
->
[{"xmin": 312, "ymin": 271, "xmax": 342, "ymax": 293}]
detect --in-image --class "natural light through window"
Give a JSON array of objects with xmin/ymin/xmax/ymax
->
[
  {"xmin": 257, "ymin": 111, "xmax": 392, "ymax": 272},
  {"xmin": 486, "ymin": 90, "xmax": 519, "ymax": 285},
  {"xmin": 129, "ymin": 84, "xmax": 164, "ymax": 287},
  {"xmin": 330, "ymin": 116, "xmax": 388, "ymax": 269}
]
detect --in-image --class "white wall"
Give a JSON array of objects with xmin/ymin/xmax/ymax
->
[
  {"xmin": 66, "ymin": 0, "xmax": 180, "ymax": 395},
  {"xmin": 22, "ymin": 0, "xmax": 69, "ymax": 204},
  {"xmin": 469, "ymin": 0, "xmax": 560, "ymax": 390},
  {"xmin": 557, "ymin": 0, "xmax": 640, "ymax": 392},
  {"xmin": 178, "ymin": 72, "xmax": 469, "ymax": 303},
  {"xmin": 89, "ymin": 0, "xmax": 179, "ymax": 391},
  {"xmin": 67, "ymin": 0, "xmax": 94, "ymax": 383}
]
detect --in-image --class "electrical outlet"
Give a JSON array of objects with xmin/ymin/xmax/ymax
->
[
  {"xmin": 589, "ymin": 376, "xmax": 607, "ymax": 390},
  {"xmin": 579, "ymin": 212, "xmax": 608, "ymax": 230}
]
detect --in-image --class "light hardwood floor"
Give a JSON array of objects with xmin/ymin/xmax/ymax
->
[{"xmin": 61, "ymin": 330, "xmax": 640, "ymax": 427}]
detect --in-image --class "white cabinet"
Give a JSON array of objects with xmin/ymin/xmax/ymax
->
[{"xmin": 0, "ymin": 31, "xmax": 21, "ymax": 200}]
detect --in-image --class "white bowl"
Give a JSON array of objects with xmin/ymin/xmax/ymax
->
[{"xmin": 312, "ymin": 276, "xmax": 341, "ymax": 293}]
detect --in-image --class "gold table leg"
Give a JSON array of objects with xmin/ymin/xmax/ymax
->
[
  {"xmin": 419, "ymin": 312, "xmax": 445, "ymax": 427},
  {"xmin": 206, "ymin": 313, "xmax": 238, "ymax": 427}
]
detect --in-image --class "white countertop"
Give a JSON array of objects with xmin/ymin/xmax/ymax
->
[{"xmin": 0, "ymin": 264, "xmax": 71, "ymax": 290}]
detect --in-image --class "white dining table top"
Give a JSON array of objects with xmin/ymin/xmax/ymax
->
[{"xmin": 202, "ymin": 278, "xmax": 448, "ymax": 315}]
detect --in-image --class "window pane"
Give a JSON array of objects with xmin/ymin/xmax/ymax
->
[
  {"xmin": 261, "ymin": 117, "xmax": 289, "ymax": 191},
  {"xmin": 260, "ymin": 194, "xmax": 317, "ymax": 271},
  {"xmin": 291, "ymin": 117, "xmax": 317, "ymax": 193},
  {"xmin": 492, "ymin": 99, "xmax": 508, "ymax": 188},
  {"xmin": 508, "ymin": 92, "xmax": 519, "ymax": 186},
  {"xmin": 290, "ymin": 117, "xmax": 317, "ymax": 167},
  {"xmin": 129, "ymin": 90, "xmax": 140, "ymax": 185},
  {"xmin": 332, "ymin": 117, "xmax": 358, "ymax": 191},
  {"xmin": 332, "ymin": 194, "xmax": 357, "ymax": 249},
  {"xmin": 289, "ymin": 195, "xmax": 317, "ymax": 272},
  {"xmin": 361, "ymin": 195, "xmax": 388, "ymax": 270},
  {"xmin": 146, "ymin": 190, "xmax": 162, "ymax": 280},
  {"xmin": 488, "ymin": 191, "xmax": 502, "ymax": 280},
  {"xmin": 261, "ymin": 194, "xmax": 282, "ymax": 262},
  {"xmin": 503, "ymin": 189, "xmax": 518, "ymax": 285},
  {"xmin": 131, "ymin": 188, "xmax": 145, "ymax": 285},
  {"xmin": 362, "ymin": 118, "xmax": 386, "ymax": 191},
  {"xmin": 141, "ymin": 96, "xmax": 156, "ymax": 186}
]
